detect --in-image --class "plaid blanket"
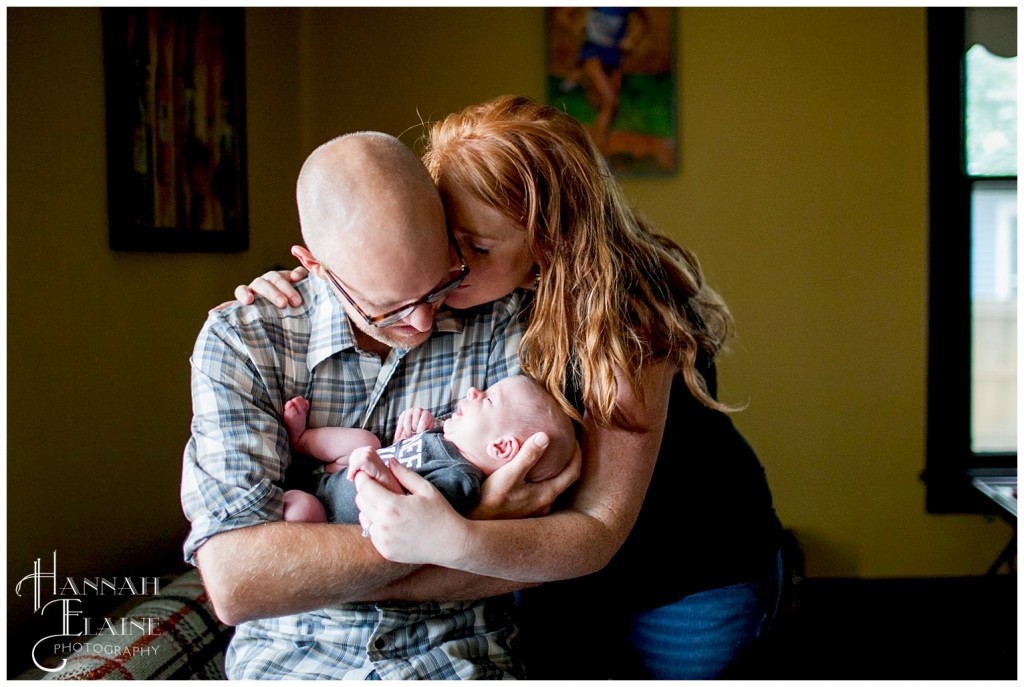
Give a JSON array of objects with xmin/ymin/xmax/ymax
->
[{"xmin": 26, "ymin": 568, "xmax": 231, "ymax": 680}]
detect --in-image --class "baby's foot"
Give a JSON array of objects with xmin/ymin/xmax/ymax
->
[{"xmin": 284, "ymin": 396, "xmax": 311, "ymax": 446}]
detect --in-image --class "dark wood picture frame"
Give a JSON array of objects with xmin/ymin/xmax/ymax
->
[{"xmin": 102, "ymin": 8, "xmax": 248, "ymax": 252}]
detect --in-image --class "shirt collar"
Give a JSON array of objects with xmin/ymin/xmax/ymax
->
[
  {"xmin": 306, "ymin": 277, "xmax": 357, "ymax": 370},
  {"xmin": 434, "ymin": 306, "xmax": 466, "ymax": 334}
]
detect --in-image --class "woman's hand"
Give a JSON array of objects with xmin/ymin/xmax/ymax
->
[
  {"xmin": 235, "ymin": 266, "xmax": 308, "ymax": 307},
  {"xmin": 352, "ymin": 433, "xmax": 580, "ymax": 567},
  {"xmin": 472, "ymin": 433, "xmax": 582, "ymax": 520},
  {"xmin": 208, "ymin": 266, "xmax": 308, "ymax": 313},
  {"xmin": 354, "ymin": 462, "xmax": 469, "ymax": 567},
  {"xmin": 346, "ymin": 446, "xmax": 404, "ymax": 494}
]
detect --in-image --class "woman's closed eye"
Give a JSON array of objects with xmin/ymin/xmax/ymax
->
[{"xmin": 454, "ymin": 230, "xmax": 492, "ymax": 256}]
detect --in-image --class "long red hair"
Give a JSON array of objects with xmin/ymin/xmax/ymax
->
[{"xmin": 422, "ymin": 96, "xmax": 735, "ymax": 429}]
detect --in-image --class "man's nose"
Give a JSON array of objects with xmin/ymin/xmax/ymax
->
[{"xmin": 403, "ymin": 302, "xmax": 438, "ymax": 332}]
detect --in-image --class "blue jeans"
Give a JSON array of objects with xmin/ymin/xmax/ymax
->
[
  {"xmin": 621, "ymin": 550, "xmax": 783, "ymax": 679},
  {"xmin": 624, "ymin": 582, "xmax": 765, "ymax": 678},
  {"xmin": 623, "ymin": 548, "xmax": 783, "ymax": 679},
  {"xmin": 516, "ymin": 550, "xmax": 782, "ymax": 679}
]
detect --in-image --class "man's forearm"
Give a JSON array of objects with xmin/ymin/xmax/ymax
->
[
  {"xmin": 378, "ymin": 564, "xmax": 536, "ymax": 602},
  {"xmin": 196, "ymin": 521, "xmax": 416, "ymax": 625},
  {"xmin": 197, "ymin": 521, "xmax": 533, "ymax": 625}
]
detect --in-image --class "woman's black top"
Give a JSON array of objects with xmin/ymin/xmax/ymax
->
[
  {"xmin": 523, "ymin": 356, "xmax": 783, "ymax": 613},
  {"xmin": 514, "ymin": 331, "xmax": 782, "ymax": 677}
]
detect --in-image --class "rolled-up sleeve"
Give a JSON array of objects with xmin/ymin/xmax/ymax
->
[{"xmin": 181, "ymin": 315, "xmax": 290, "ymax": 565}]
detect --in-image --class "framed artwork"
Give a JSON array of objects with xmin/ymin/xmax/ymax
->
[
  {"xmin": 546, "ymin": 7, "xmax": 677, "ymax": 176},
  {"xmin": 102, "ymin": 8, "xmax": 248, "ymax": 252}
]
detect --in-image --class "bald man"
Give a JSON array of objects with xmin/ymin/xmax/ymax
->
[
  {"xmin": 181, "ymin": 133, "xmax": 548, "ymax": 679},
  {"xmin": 290, "ymin": 132, "xmax": 451, "ymax": 354}
]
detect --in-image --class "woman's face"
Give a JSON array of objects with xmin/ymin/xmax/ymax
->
[{"xmin": 439, "ymin": 179, "xmax": 536, "ymax": 310}]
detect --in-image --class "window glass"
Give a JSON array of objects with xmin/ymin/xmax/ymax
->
[
  {"xmin": 971, "ymin": 182, "xmax": 1017, "ymax": 453},
  {"xmin": 967, "ymin": 45, "xmax": 1017, "ymax": 454},
  {"xmin": 965, "ymin": 44, "xmax": 1017, "ymax": 177}
]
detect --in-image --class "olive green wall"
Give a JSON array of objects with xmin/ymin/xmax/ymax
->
[{"xmin": 7, "ymin": 6, "xmax": 1012, "ymax": 658}]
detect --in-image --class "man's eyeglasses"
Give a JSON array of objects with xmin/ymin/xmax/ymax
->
[{"xmin": 322, "ymin": 240, "xmax": 469, "ymax": 328}]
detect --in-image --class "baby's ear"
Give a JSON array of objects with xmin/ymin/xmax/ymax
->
[{"xmin": 488, "ymin": 435, "xmax": 522, "ymax": 462}]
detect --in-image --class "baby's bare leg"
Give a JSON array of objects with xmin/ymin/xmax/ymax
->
[
  {"xmin": 282, "ymin": 490, "xmax": 327, "ymax": 523},
  {"xmin": 284, "ymin": 396, "xmax": 380, "ymax": 465},
  {"xmin": 348, "ymin": 446, "xmax": 404, "ymax": 494}
]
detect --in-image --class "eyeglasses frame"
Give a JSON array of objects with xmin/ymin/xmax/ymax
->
[{"xmin": 321, "ymin": 238, "xmax": 469, "ymax": 328}]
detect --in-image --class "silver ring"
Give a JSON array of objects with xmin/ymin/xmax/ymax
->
[{"xmin": 361, "ymin": 524, "xmax": 372, "ymax": 539}]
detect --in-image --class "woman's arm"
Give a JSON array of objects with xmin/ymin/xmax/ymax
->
[{"xmin": 357, "ymin": 360, "xmax": 674, "ymax": 581}]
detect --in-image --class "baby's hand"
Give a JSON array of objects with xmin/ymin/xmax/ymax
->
[
  {"xmin": 394, "ymin": 407, "xmax": 434, "ymax": 442},
  {"xmin": 347, "ymin": 446, "xmax": 404, "ymax": 495}
]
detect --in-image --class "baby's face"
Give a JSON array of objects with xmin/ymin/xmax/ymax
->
[{"xmin": 442, "ymin": 377, "xmax": 531, "ymax": 458}]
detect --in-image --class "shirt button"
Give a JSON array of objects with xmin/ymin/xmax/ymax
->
[{"xmin": 374, "ymin": 637, "xmax": 385, "ymax": 649}]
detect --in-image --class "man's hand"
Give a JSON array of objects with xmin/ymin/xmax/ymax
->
[{"xmin": 471, "ymin": 433, "xmax": 582, "ymax": 520}]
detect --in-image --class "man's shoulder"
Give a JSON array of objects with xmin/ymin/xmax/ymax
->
[
  {"xmin": 206, "ymin": 279, "xmax": 320, "ymax": 328},
  {"xmin": 196, "ymin": 279, "xmax": 326, "ymax": 352}
]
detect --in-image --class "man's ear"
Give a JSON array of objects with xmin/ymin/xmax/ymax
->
[
  {"xmin": 488, "ymin": 435, "xmax": 522, "ymax": 463},
  {"xmin": 291, "ymin": 245, "xmax": 323, "ymax": 275}
]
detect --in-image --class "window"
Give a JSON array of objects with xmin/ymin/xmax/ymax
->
[{"xmin": 925, "ymin": 7, "xmax": 1017, "ymax": 513}]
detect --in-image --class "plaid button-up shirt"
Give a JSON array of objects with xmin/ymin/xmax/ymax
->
[{"xmin": 181, "ymin": 276, "xmax": 527, "ymax": 679}]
